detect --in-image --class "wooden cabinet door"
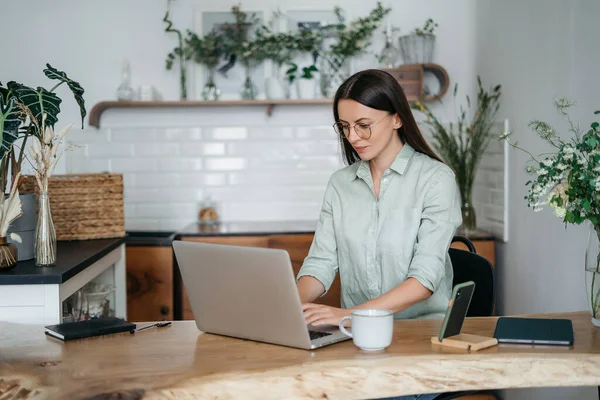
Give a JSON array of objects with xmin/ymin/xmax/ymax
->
[
  {"xmin": 268, "ymin": 234, "xmax": 341, "ymax": 308},
  {"xmin": 450, "ymin": 240, "xmax": 495, "ymax": 267},
  {"xmin": 126, "ymin": 246, "xmax": 173, "ymax": 322},
  {"xmin": 180, "ymin": 236, "xmax": 270, "ymax": 320}
]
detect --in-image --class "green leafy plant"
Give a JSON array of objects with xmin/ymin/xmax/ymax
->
[
  {"xmin": 218, "ymin": 4, "xmax": 261, "ymax": 73},
  {"xmin": 414, "ymin": 18, "xmax": 438, "ymax": 36},
  {"xmin": 285, "ymin": 63, "xmax": 318, "ymax": 83},
  {"xmin": 184, "ymin": 29, "xmax": 224, "ymax": 70},
  {"xmin": 500, "ymin": 101, "xmax": 600, "ymax": 319},
  {"xmin": 413, "ymin": 77, "xmax": 502, "ymax": 230},
  {"xmin": 0, "ymin": 64, "xmax": 86, "ymax": 195},
  {"xmin": 321, "ymin": 2, "xmax": 391, "ymax": 59},
  {"xmin": 163, "ymin": 0, "xmax": 187, "ymax": 99}
]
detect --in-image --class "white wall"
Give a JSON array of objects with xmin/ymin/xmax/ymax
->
[
  {"xmin": 4, "ymin": 0, "xmax": 478, "ymax": 135},
  {"xmin": 476, "ymin": 1, "xmax": 600, "ymax": 399}
]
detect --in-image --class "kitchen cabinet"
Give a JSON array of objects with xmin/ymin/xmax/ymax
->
[{"xmin": 126, "ymin": 246, "xmax": 173, "ymax": 322}]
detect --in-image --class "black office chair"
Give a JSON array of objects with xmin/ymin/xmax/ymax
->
[
  {"xmin": 434, "ymin": 236, "xmax": 498, "ymax": 400},
  {"xmin": 449, "ymin": 235, "xmax": 495, "ymax": 317}
]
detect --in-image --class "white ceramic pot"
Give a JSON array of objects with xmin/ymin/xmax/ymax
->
[
  {"xmin": 297, "ymin": 78, "xmax": 316, "ymax": 99},
  {"xmin": 265, "ymin": 76, "xmax": 286, "ymax": 100}
]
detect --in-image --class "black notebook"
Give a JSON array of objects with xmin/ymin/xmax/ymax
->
[
  {"xmin": 493, "ymin": 317, "xmax": 574, "ymax": 346},
  {"xmin": 44, "ymin": 317, "xmax": 136, "ymax": 341}
]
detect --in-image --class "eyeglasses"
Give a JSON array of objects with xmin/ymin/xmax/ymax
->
[{"xmin": 333, "ymin": 113, "xmax": 392, "ymax": 140}]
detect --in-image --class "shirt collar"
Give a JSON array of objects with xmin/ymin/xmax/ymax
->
[{"xmin": 354, "ymin": 143, "xmax": 415, "ymax": 180}]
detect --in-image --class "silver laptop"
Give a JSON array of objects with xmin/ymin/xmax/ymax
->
[{"xmin": 172, "ymin": 240, "xmax": 350, "ymax": 350}]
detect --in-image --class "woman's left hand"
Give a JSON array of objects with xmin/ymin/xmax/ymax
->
[{"xmin": 302, "ymin": 303, "xmax": 351, "ymax": 327}]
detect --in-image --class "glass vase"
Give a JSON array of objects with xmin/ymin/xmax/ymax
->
[
  {"xmin": 0, "ymin": 237, "xmax": 18, "ymax": 270},
  {"xmin": 459, "ymin": 186, "xmax": 477, "ymax": 233},
  {"xmin": 585, "ymin": 224, "xmax": 600, "ymax": 327},
  {"xmin": 201, "ymin": 67, "xmax": 220, "ymax": 101},
  {"xmin": 34, "ymin": 192, "xmax": 57, "ymax": 267},
  {"xmin": 240, "ymin": 64, "xmax": 258, "ymax": 100}
]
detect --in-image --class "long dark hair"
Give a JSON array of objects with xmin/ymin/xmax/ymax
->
[{"xmin": 333, "ymin": 69, "xmax": 443, "ymax": 165}]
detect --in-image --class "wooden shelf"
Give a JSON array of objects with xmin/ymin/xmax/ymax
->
[{"xmin": 88, "ymin": 98, "xmax": 334, "ymax": 128}]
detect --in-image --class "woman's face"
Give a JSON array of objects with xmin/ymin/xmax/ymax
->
[{"xmin": 336, "ymin": 99, "xmax": 402, "ymax": 161}]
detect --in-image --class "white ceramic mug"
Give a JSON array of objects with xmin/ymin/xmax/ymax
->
[{"xmin": 339, "ymin": 309, "xmax": 394, "ymax": 351}]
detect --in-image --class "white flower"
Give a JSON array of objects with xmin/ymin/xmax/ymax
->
[
  {"xmin": 9, "ymin": 232, "xmax": 22, "ymax": 243},
  {"xmin": 541, "ymin": 158, "xmax": 553, "ymax": 167},
  {"xmin": 553, "ymin": 207, "xmax": 567, "ymax": 218},
  {"xmin": 538, "ymin": 168, "xmax": 548, "ymax": 176}
]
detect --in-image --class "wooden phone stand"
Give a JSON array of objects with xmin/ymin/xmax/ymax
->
[{"xmin": 431, "ymin": 333, "xmax": 498, "ymax": 351}]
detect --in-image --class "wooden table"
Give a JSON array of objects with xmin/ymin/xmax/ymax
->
[{"xmin": 1, "ymin": 312, "xmax": 599, "ymax": 400}]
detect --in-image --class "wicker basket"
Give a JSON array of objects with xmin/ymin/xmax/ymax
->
[{"xmin": 20, "ymin": 174, "xmax": 126, "ymax": 241}]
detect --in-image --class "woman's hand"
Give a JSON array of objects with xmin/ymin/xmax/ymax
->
[{"xmin": 302, "ymin": 303, "xmax": 351, "ymax": 327}]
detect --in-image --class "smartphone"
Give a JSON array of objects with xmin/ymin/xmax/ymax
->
[{"xmin": 438, "ymin": 281, "xmax": 476, "ymax": 342}]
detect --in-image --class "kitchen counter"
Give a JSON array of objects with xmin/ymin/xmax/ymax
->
[
  {"xmin": 0, "ymin": 238, "xmax": 127, "ymax": 325},
  {"xmin": 175, "ymin": 220, "xmax": 318, "ymax": 238},
  {"xmin": 0, "ymin": 237, "xmax": 125, "ymax": 285}
]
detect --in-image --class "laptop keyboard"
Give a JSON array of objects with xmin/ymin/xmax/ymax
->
[{"xmin": 309, "ymin": 330, "xmax": 333, "ymax": 341}]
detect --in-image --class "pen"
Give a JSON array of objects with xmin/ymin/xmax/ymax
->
[{"xmin": 130, "ymin": 321, "xmax": 172, "ymax": 334}]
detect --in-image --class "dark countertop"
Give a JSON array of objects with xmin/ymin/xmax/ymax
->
[
  {"xmin": 175, "ymin": 220, "xmax": 318, "ymax": 238},
  {"xmin": 126, "ymin": 231, "xmax": 176, "ymax": 246},
  {"xmin": 0, "ymin": 237, "xmax": 126, "ymax": 285}
]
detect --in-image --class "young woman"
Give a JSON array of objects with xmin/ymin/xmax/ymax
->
[
  {"xmin": 296, "ymin": 69, "xmax": 461, "ymax": 400},
  {"xmin": 297, "ymin": 68, "xmax": 461, "ymax": 329}
]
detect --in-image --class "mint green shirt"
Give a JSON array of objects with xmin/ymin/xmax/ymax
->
[{"xmin": 297, "ymin": 144, "xmax": 462, "ymax": 319}]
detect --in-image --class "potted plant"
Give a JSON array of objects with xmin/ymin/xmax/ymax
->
[
  {"xmin": 397, "ymin": 18, "xmax": 439, "ymax": 64},
  {"xmin": 318, "ymin": 2, "xmax": 391, "ymax": 98},
  {"xmin": 254, "ymin": 27, "xmax": 303, "ymax": 100},
  {"xmin": 500, "ymin": 100, "xmax": 600, "ymax": 327},
  {"xmin": 0, "ymin": 64, "xmax": 86, "ymax": 262},
  {"xmin": 183, "ymin": 29, "xmax": 225, "ymax": 101},
  {"xmin": 413, "ymin": 77, "xmax": 502, "ymax": 233},
  {"xmin": 286, "ymin": 64, "xmax": 319, "ymax": 100}
]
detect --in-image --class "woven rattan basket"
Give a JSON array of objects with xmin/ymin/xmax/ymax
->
[{"xmin": 20, "ymin": 174, "xmax": 126, "ymax": 241}]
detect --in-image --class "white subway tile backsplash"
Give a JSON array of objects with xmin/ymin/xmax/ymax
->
[
  {"xmin": 110, "ymin": 128, "xmax": 160, "ymax": 142},
  {"xmin": 204, "ymin": 157, "xmax": 246, "ymax": 171},
  {"xmin": 222, "ymin": 202, "xmax": 321, "ymax": 221},
  {"xmin": 157, "ymin": 158, "xmax": 203, "ymax": 172},
  {"xmin": 112, "ymin": 158, "xmax": 158, "ymax": 173},
  {"xmin": 126, "ymin": 188, "xmax": 202, "ymax": 203},
  {"xmin": 164, "ymin": 127, "xmax": 202, "ymax": 141},
  {"xmin": 67, "ymin": 114, "xmax": 506, "ymax": 236},
  {"xmin": 134, "ymin": 143, "xmax": 179, "ymax": 156},
  {"xmin": 88, "ymin": 143, "xmax": 134, "ymax": 158},
  {"xmin": 126, "ymin": 218, "xmax": 161, "ymax": 231},
  {"xmin": 137, "ymin": 203, "xmax": 197, "ymax": 219},
  {"xmin": 228, "ymin": 171, "xmax": 331, "ymax": 186},
  {"xmin": 75, "ymin": 128, "xmax": 110, "ymax": 143},
  {"xmin": 296, "ymin": 126, "xmax": 337, "ymax": 140},
  {"xmin": 159, "ymin": 219, "xmax": 194, "ymax": 231},
  {"xmin": 247, "ymin": 126, "xmax": 294, "ymax": 139},
  {"xmin": 207, "ymin": 127, "xmax": 248, "ymax": 140},
  {"xmin": 209, "ymin": 187, "xmax": 325, "ymax": 203},
  {"xmin": 68, "ymin": 158, "xmax": 111, "ymax": 173},
  {"xmin": 180, "ymin": 143, "xmax": 226, "ymax": 156},
  {"xmin": 134, "ymin": 172, "xmax": 225, "ymax": 188}
]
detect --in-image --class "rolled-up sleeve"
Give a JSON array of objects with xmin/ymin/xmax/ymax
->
[
  {"xmin": 296, "ymin": 179, "xmax": 339, "ymax": 296},
  {"xmin": 407, "ymin": 166, "xmax": 462, "ymax": 292}
]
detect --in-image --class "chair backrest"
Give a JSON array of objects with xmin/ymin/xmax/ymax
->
[{"xmin": 449, "ymin": 236, "xmax": 495, "ymax": 317}]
